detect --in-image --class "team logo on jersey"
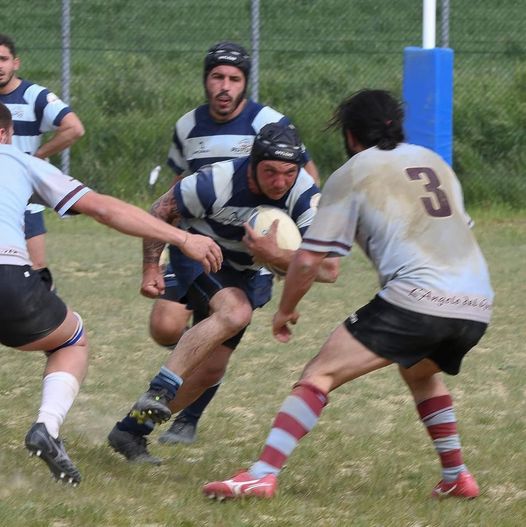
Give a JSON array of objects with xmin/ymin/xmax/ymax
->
[
  {"xmin": 215, "ymin": 207, "xmax": 247, "ymax": 225},
  {"xmin": 231, "ymin": 138, "xmax": 252, "ymax": 155},
  {"xmin": 192, "ymin": 141, "xmax": 210, "ymax": 156},
  {"xmin": 47, "ymin": 92, "xmax": 60, "ymax": 104},
  {"xmin": 1, "ymin": 248, "xmax": 22, "ymax": 256},
  {"xmin": 10, "ymin": 107, "xmax": 24, "ymax": 119}
]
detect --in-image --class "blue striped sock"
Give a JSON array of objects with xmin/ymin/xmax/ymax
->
[{"xmin": 149, "ymin": 366, "xmax": 183, "ymax": 400}]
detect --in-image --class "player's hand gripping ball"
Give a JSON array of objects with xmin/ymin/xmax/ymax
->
[{"xmin": 247, "ymin": 205, "xmax": 302, "ymax": 276}]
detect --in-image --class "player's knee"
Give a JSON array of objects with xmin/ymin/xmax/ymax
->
[
  {"xmin": 149, "ymin": 305, "xmax": 188, "ymax": 346},
  {"xmin": 217, "ymin": 304, "xmax": 252, "ymax": 335},
  {"xmin": 150, "ymin": 321, "xmax": 186, "ymax": 347}
]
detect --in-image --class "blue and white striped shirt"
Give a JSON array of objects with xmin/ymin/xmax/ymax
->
[
  {"xmin": 173, "ymin": 157, "xmax": 319, "ymax": 273},
  {"xmin": 167, "ymin": 99, "xmax": 311, "ymax": 175},
  {"xmin": 0, "ymin": 79, "xmax": 71, "ymax": 155}
]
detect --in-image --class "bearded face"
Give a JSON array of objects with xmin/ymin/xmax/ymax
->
[{"xmin": 205, "ymin": 65, "xmax": 247, "ymax": 122}]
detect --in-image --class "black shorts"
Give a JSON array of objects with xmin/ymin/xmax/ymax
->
[
  {"xmin": 24, "ymin": 210, "xmax": 47, "ymax": 239},
  {"xmin": 343, "ymin": 296, "xmax": 488, "ymax": 375},
  {"xmin": 0, "ymin": 265, "xmax": 67, "ymax": 347}
]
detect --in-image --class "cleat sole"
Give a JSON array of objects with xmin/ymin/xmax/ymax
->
[{"xmin": 25, "ymin": 423, "xmax": 81, "ymax": 486}]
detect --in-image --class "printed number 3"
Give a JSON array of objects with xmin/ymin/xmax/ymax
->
[{"xmin": 405, "ymin": 167, "xmax": 452, "ymax": 218}]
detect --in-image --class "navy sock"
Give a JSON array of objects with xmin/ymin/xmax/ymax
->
[
  {"xmin": 149, "ymin": 366, "xmax": 183, "ymax": 400},
  {"xmin": 117, "ymin": 415, "xmax": 155, "ymax": 436},
  {"xmin": 180, "ymin": 383, "xmax": 221, "ymax": 422},
  {"xmin": 117, "ymin": 367, "xmax": 183, "ymax": 435}
]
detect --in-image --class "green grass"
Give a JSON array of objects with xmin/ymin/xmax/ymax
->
[
  {"xmin": 2, "ymin": 1, "xmax": 525, "ymax": 204},
  {"xmin": 0, "ymin": 209, "xmax": 525, "ymax": 526}
]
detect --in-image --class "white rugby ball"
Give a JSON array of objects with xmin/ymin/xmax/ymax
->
[{"xmin": 247, "ymin": 205, "xmax": 302, "ymax": 276}]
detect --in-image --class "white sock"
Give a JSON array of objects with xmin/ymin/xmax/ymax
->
[{"xmin": 36, "ymin": 371, "xmax": 80, "ymax": 438}]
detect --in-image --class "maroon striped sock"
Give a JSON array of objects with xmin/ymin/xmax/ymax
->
[
  {"xmin": 250, "ymin": 381, "xmax": 328, "ymax": 478},
  {"xmin": 417, "ymin": 394, "xmax": 466, "ymax": 481}
]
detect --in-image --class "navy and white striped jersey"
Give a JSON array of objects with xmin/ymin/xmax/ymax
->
[
  {"xmin": 173, "ymin": 157, "xmax": 320, "ymax": 273},
  {"xmin": 167, "ymin": 99, "xmax": 311, "ymax": 175},
  {"xmin": 0, "ymin": 79, "xmax": 71, "ymax": 155}
]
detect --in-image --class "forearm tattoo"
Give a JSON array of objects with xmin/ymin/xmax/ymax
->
[{"xmin": 143, "ymin": 190, "xmax": 182, "ymax": 265}]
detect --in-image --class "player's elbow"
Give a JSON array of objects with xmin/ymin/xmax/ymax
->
[
  {"xmin": 64, "ymin": 114, "xmax": 85, "ymax": 141},
  {"xmin": 72, "ymin": 121, "xmax": 85, "ymax": 140},
  {"xmin": 315, "ymin": 257, "xmax": 340, "ymax": 283},
  {"xmin": 323, "ymin": 258, "xmax": 340, "ymax": 283},
  {"xmin": 293, "ymin": 250, "xmax": 326, "ymax": 279}
]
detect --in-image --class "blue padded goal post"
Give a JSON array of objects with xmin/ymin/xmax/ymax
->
[{"xmin": 402, "ymin": 47, "xmax": 454, "ymax": 165}]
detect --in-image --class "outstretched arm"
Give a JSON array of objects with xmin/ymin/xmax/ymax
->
[{"xmin": 71, "ymin": 190, "xmax": 222, "ymax": 276}]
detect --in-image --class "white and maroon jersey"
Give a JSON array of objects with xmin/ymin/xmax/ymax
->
[
  {"xmin": 0, "ymin": 144, "xmax": 91, "ymax": 266},
  {"xmin": 301, "ymin": 143, "xmax": 493, "ymax": 323}
]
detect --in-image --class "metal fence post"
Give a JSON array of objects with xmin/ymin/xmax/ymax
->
[
  {"xmin": 250, "ymin": 0, "xmax": 260, "ymax": 102},
  {"xmin": 61, "ymin": 0, "xmax": 71, "ymax": 174},
  {"xmin": 440, "ymin": 0, "xmax": 450, "ymax": 48}
]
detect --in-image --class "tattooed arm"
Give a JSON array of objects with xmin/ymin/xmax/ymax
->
[
  {"xmin": 141, "ymin": 187, "xmax": 223, "ymax": 298},
  {"xmin": 143, "ymin": 189, "xmax": 182, "ymax": 268}
]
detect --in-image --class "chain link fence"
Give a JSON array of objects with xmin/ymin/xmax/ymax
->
[{"xmin": 2, "ymin": 0, "xmax": 525, "ymax": 206}]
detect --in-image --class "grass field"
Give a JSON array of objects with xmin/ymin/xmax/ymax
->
[{"xmin": 0, "ymin": 209, "xmax": 524, "ymax": 526}]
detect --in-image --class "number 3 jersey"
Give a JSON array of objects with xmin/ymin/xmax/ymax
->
[{"xmin": 301, "ymin": 143, "xmax": 494, "ymax": 323}]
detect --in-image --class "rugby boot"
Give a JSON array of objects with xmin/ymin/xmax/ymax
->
[
  {"xmin": 431, "ymin": 471, "xmax": 479, "ymax": 499},
  {"xmin": 107, "ymin": 425, "xmax": 161, "ymax": 465},
  {"xmin": 203, "ymin": 470, "xmax": 277, "ymax": 500},
  {"xmin": 129, "ymin": 388, "xmax": 172, "ymax": 425},
  {"xmin": 25, "ymin": 422, "xmax": 81, "ymax": 486},
  {"xmin": 158, "ymin": 413, "xmax": 197, "ymax": 445}
]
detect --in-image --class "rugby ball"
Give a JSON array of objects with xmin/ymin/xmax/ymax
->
[{"xmin": 247, "ymin": 205, "xmax": 302, "ymax": 276}]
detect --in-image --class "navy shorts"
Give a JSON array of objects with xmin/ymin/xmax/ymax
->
[
  {"xmin": 160, "ymin": 262, "xmax": 187, "ymax": 303},
  {"xmin": 24, "ymin": 210, "xmax": 47, "ymax": 239},
  {"xmin": 178, "ymin": 266, "xmax": 273, "ymax": 350},
  {"xmin": 0, "ymin": 265, "xmax": 67, "ymax": 347},
  {"xmin": 343, "ymin": 295, "xmax": 488, "ymax": 375}
]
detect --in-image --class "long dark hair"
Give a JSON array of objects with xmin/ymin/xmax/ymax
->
[{"xmin": 330, "ymin": 89, "xmax": 405, "ymax": 150}]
